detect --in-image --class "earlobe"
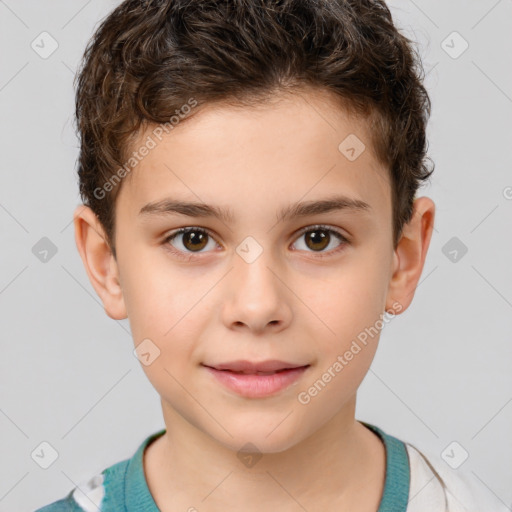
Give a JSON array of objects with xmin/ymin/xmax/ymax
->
[
  {"xmin": 73, "ymin": 205, "xmax": 127, "ymax": 320},
  {"xmin": 385, "ymin": 196, "xmax": 435, "ymax": 314}
]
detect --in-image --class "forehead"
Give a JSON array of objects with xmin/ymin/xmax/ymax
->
[{"xmin": 117, "ymin": 88, "xmax": 391, "ymax": 224}]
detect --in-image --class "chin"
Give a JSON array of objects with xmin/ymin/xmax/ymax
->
[{"xmin": 213, "ymin": 421, "xmax": 305, "ymax": 455}]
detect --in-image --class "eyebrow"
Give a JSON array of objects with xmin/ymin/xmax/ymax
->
[{"xmin": 139, "ymin": 195, "xmax": 371, "ymax": 224}]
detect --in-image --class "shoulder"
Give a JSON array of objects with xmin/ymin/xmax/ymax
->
[
  {"xmin": 33, "ymin": 428, "xmax": 166, "ymax": 512},
  {"xmin": 33, "ymin": 461, "xmax": 129, "ymax": 512},
  {"xmin": 34, "ymin": 429, "xmax": 165, "ymax": 511},
  {"xmin": 404, "ymin": 442, "xmax": 509, "ymax": 512},
  {"xmin": 33, "ymin": 488, "xmax": 84, "ymax": 512}
]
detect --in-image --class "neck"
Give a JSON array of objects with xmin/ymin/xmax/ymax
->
[{"xmin": 144, "ymin": 397, "xmax": 386, "ymax": 511}]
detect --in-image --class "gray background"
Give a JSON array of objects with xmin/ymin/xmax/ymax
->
[{"xmin": 0, "ymin": 1, "xmax": 511, "ymax": 510}]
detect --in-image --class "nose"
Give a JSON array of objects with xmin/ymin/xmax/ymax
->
[{"xmin": 220, "ymin": 248, "xmax": 292, "ymax": 335}]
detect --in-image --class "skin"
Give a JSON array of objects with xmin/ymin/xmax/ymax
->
[{"xmin": 74, "ymin": 87, "xmax": 435, "ymax": 511}]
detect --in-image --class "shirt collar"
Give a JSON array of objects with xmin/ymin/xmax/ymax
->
[
  {"xmin": 124, "ymin": 422, "xmax": 410, "ymax": 511},
  {"xmin": 125, "ymin": 428, "xmax": 165, "ymax": 511},
  {"xmin": 360, "ymin": 421, "xmax": 411, "ymax": 512}
]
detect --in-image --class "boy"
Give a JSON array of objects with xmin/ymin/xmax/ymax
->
[{"xmin": 36, "ymin": 0, "xmax": 507, "ymax": 510}]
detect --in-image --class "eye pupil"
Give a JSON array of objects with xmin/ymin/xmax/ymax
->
[
  {"xmin": 306, "ymin": 230, "xmax": 329, "ymax": 251},
  {"xmin": 183, "ymin": 231, "xmax": 208, "ymax": 251}
]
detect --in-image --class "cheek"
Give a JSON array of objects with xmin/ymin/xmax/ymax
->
[
  {"xmin": 120, "ymin": 263, "xmax": 202, "ymax": 395},
  {"xmin": 313, "ymin": 264, "xmax": 387, "ymax": 339},
  {"xmin": 296, "ymin": 270, "xmax": 386, "ymax": 413},
  {"xmin": 302, "ymin": 253, "xmax": 391, "ymax": 381},
  {"xmin": 118, "ymin": 249, "xmax": 195, "ymax": 338},
  {"xmin": 118, "ymin": 252, "xmax": 212, "ymax": 377}
]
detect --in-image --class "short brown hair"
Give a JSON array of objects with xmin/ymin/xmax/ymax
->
[{"xmin": 74, "ymin": 0, "xmax": 434, "ymax": 256}]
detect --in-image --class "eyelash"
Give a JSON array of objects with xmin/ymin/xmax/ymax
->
[{"xmin": 163, "ymin": 224, "xmax": 350, "ymax": 261}]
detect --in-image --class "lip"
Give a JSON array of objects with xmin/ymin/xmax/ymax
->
[
  {"xmin": 202, "ymin": 360, "xmax": 310, "ymax": 398},
  {"xmin": 206, "ymin": 359, "xmax": 307, "ymax": 373}
]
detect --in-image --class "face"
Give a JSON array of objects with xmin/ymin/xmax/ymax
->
[{"xmin": 112, "ymin": 88, "xmax": 398, "ymax": 453}]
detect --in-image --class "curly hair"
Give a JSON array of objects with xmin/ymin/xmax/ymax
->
[{"xmin": 74, "ymin": 0, "xmax": 434, "ymax": 256}]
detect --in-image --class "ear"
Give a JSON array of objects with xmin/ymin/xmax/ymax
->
[
  {"xmin": 385, "ymin": 196, "xmax": 435, "ymax": 314},
  {"xmin": 73, "ymin": 205, "xmax": 127, "ymax": 320}
]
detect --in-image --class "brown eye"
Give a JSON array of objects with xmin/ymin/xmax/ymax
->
[
  {"xmin": 304, "ymin": 229, "xmax": 330, "ymax": 251},
  {"xmin": 181, "ymin": 230, "xmax": 208, "ymax": 251},
  {"xmin": 165, "ymin": 227, "xmax": 217, "ymax": 255},
  {"xmin": 293, "ymin": 225, "xmax": 348, "ymax": 256}
]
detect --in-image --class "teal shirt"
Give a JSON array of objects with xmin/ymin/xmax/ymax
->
[{"xmin": 35, "ymin": 422, "xmax": 410, "ymax": 512}]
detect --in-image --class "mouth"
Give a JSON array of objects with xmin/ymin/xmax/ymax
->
[
  {"xmin": 218, "ymin": 369, "xmax": 296, "ymax": 376},
  {"xmin": 204, "ymin": 359, "xmax": 309, "ymax": 373},
  {"xmin": 202, "ymin": 360, "xmax": 310, "ymax": 398}
]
